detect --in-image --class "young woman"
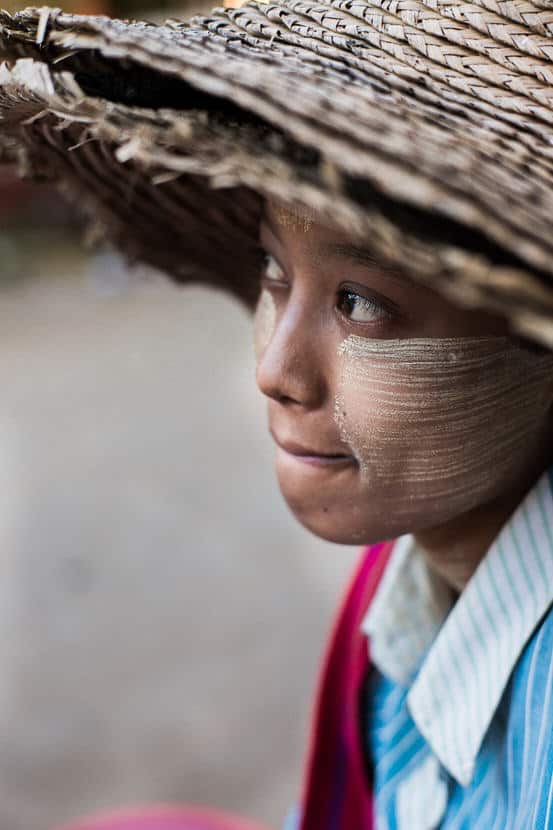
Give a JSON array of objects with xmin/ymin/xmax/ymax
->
[
  {"xmin": 253, "ymin": 197, "xmax": 553, "ymax": 829},
  {"xmin": 2, "ymin": 2, "xmax": 553, "ymax": 827}
]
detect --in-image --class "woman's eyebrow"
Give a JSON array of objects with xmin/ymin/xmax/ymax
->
[
  {"xmin": 325, "ymin": 242, "xmax": 384, "ymax": 268},
  {"xmin": 321, "ymin": 241, "xmax": 410, "ymax": 283}
]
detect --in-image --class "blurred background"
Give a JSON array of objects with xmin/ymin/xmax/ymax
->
[{"xmin": 0, "ymin": 8, "xmax": 359, "ymax": 822}]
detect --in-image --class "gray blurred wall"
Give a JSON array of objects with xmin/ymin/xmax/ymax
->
[{"xmin": 0, "ymin": 234, "xmax": 358, "ymax": 830}]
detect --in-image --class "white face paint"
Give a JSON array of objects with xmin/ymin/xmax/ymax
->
[
  {"xmin": 334, "ymin": 336, "xmax": 553, "ymax": 520},
  {"xmin": 253, "ymin": 288, "xmax": 276, "ymax": 361}
]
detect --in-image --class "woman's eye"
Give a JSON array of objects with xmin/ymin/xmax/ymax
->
[
  {"xmin": 337, "ymin": 289, "xmax": 392, "ymax": 323},
  {"xmin": 261, "ymin": 253, "xmax": 285, "ymax": 283}
]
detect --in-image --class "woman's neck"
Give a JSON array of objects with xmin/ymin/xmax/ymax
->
[{"xmin": 414, "ymin": 456, "xmax": 551, "ymax": 593}]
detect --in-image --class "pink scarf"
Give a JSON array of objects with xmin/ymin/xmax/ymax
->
[{"xmin": 299, "ymin": 542, "xmax": 394, "ymax": 830}]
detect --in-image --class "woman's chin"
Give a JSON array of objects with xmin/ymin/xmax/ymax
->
[
  {"xmin": 277, "ymin": 479, "xmax": 388, "ymax": 545},
  {"xmin": 307, "ymin": 520, "xmax": 376, "ymax": 545},
  {"xmin": 274, "ymin": 457, "xmax": 408, "ymax": 544}
]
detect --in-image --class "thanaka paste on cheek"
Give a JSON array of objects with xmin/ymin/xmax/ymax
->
[
  {"xmin": 334, "ymin": 336, "xmax": 553, "ymax": 518},
  {"xmin": 253, "ymin": 288, "xmax": 276, "ymax": 360}
]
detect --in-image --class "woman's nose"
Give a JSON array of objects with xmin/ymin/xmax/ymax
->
[{"xmin": 255, "ymin": 291, "xmax": 326, "ymax": 408}]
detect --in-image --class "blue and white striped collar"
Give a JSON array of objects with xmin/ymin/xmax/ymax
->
[{"xmin": 362, "ymin": 469, "xmax": 553, "ymax": 787}]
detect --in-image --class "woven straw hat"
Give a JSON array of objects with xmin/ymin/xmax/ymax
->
[{"xmin": 2, "ymin": 1, "xmax": 553, "ymax": 344}]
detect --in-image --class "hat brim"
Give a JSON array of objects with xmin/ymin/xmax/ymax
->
[{"xmin": 2, "ymin": 4, "xmax": 553, "ymax": 344}]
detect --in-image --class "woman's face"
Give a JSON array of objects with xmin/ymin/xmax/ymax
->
[{"xmin": 255, "ymin": 199, "xmax": 553, "ymax": 545}]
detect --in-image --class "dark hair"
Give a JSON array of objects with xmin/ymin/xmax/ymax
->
[{"xmin": 513, "ymin": 335, "xmax": 551, "ymax": 355}]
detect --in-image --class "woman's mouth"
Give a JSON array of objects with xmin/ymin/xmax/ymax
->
[{"xmin": 275, "ymin": 438, "xmax": 356, "ymax": 468}]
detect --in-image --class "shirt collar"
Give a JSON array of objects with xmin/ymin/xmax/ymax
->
[
  {"xmin": 361, "ymin": 534, "xmax": 454, "ymax": 686},
  {"xmin": 362, "ymin": 469, "xmax": 553, "ymax": 787}
]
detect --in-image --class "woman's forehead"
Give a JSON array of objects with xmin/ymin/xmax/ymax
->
[
  {"xmin": 261, "ymin": 199, "xmax": 378, "ymax": 262},
  {"xmin": 262, "ymin": 198, "xmax": 410, "ymax": 278},
  {"xmin": 263, "ymin": 199, "xmax": 317, "ymax": 234}
]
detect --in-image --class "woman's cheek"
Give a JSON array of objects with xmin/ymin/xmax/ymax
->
[
  {"xmin": 334, "ymin": 335, "xmax": 553, "ymax": 519},
  {"xmin": 253, "ymin": 288, "xmax": 276, "ymax": 361}
]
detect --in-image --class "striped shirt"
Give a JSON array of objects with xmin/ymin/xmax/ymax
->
[{"xmin": 362, "ymin": 469, "xmax": 553, "ymax": 829}]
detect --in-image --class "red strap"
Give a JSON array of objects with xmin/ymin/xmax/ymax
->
[{"xmin": 299, "ymin": 542, "xmax": 395, "ymax": 830}]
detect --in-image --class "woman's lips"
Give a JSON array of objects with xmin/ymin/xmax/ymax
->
[
  {"xmin": 282, "ymin": 452, "xmax": 354, "ymax": 467},
  {"xmin": 275, "ymin": 438, "xmax": 355, "ymax": 467}
]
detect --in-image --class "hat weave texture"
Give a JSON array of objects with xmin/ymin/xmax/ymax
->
[{"xmin": 2, "ymin": 1, "xmax": 553, "ymax": 342}]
